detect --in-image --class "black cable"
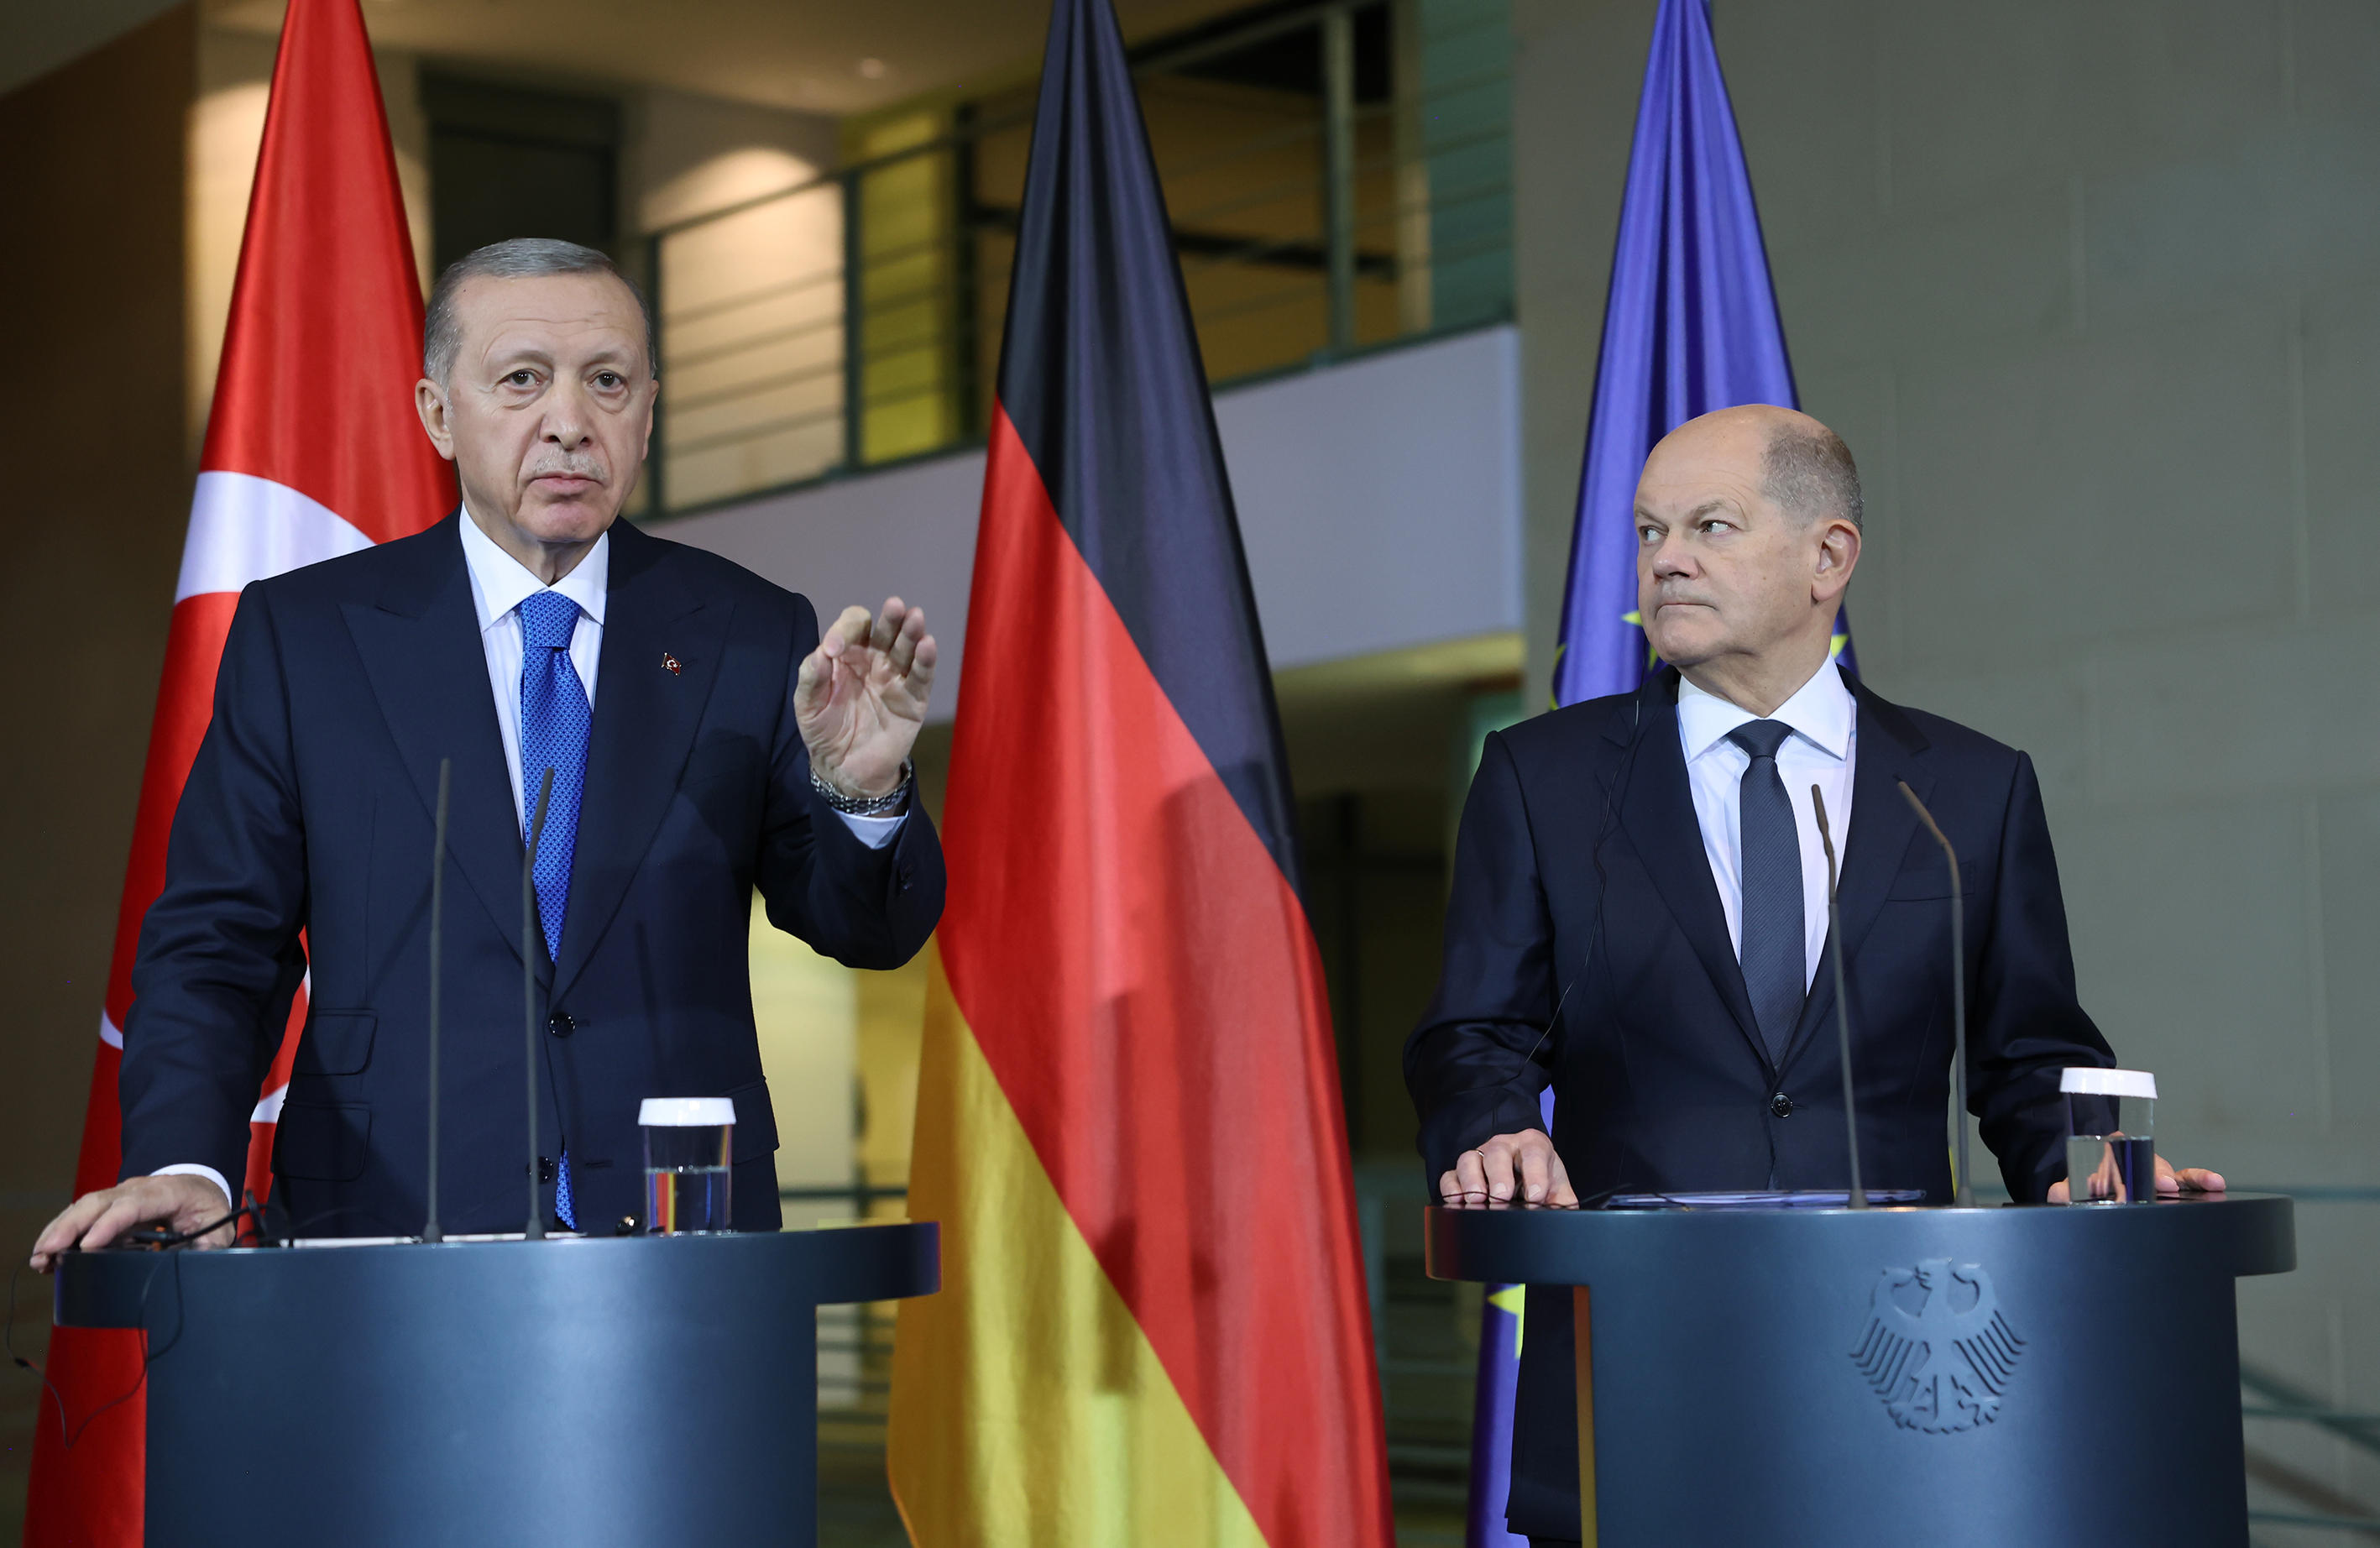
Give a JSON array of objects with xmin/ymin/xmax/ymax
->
[
  {"xmin": 8, "ymin": 1190, "xmax": 263, "ymax": 1449},
  {"xmin": 3, "ymin": 1261, "xmax": 77, "ymax": 1443},
  {"xmin": 1437, "ymin": 1180, "xmax": 1630, "ymax": 1211},
  {"xmin": 120, "ymin": 1197, "xmax": 263, "ymax": 1250},
  {"xmin": 8, "ymin": 1229, "xmax": 196, "ymax": 1451}
]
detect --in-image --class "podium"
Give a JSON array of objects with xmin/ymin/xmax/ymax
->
[
  {"xmin": 55, "ymin": 1224, "xmax": 937, "ymax": 1548},
  {"xmin": 1428, "ymin": 1194, "xmax": 2294, "ymax": 1548}
]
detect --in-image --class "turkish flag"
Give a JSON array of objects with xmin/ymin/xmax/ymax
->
[{"xmin": 24, "ymin": 2, "xmax": 453, "ymax": 1540}]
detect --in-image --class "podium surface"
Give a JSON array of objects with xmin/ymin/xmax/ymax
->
[
  {"xmin": 1428, "ymin": 1194, "xmax": 2293, "ymax": 1548},
  {"xmin": 56, "ymin": 1223, "xmax": 937, "ymax": 1548}
]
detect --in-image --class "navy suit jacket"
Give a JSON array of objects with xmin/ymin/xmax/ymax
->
[
  {"xmin": 119, "ymin": 513, "xmax": 944, "ymax": 1238},
  {"xmin": 1404, "ymin": 665, "xmax": 2114, "ymax": 1537}
]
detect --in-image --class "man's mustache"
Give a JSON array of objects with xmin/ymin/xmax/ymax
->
[{"xmin": 525, "ymin": 458, "xmax": 605, "ymax": 483}]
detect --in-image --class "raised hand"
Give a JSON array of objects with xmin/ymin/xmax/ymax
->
[{"xmin": 794, "ymin": 598, "xmax": 936, "ymax": 799}]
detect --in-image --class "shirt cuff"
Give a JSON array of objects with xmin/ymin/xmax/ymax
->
[
  {"xmin": 154, "ymin": 1164, "xmax": 233, "ymax": 1213},
  {"xmin": 834, "ymin": 809, "xmax": 908, "ymax": 850}
]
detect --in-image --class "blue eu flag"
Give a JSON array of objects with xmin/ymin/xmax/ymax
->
[{"xmin": 1549, "ymin": 0, "xmax": 1854, "ymax": 714}]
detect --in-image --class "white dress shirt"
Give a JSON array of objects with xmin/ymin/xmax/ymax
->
[
  {"xmin": 158, "ymin": 511, "xmax": 905, "ymax": 1211},
  {"xmin": 455, "ymin": 508, "xmax": 904, "ymax": 845},
  {"xmin": 1675, "ymin": 659, "xmax": 1857, "ymax": 992},
  {"xmin": 460, "ymin": 506, "xmax": 610, "ymax": 826}
]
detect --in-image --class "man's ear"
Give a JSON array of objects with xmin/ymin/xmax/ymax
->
[
  {"xmin": 415, "ymin": 378, "xmax": 457, "ymax": 462},
  {"xmin": 1812, "ymin": 516, "xmax": 1861, "ymax": 604}
]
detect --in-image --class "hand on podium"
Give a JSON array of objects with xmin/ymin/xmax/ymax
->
[
  {"xmin": 29, "ymin": 1174, "xmax": 238, "ymax": 1273},
  {"xmin": 2047, "ymin": 1153, "xmax": 2226, "ymax": 1204},
  {"xmin": 1440, "ymin": 1129, "xmax": 1578, "ymax": 1208}
]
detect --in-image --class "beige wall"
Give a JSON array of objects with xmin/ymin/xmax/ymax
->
[
  {"xmin": 628, "ymin": 86, "xmax": 836, "ymax": 233},
  {"xmin": 1511, "ymin": 0, "xmax": 2380, "ymax": 1524},
  {"xmin": 186, "ymin": 24, "xmax": 431, "ymax": 452},
  {"xmin": 186, "ymin": 27, "xmax": 838, "ymax": 460},
  {"xmin": 0, "ymin": 5, "xmax": 196, "ymax": 1528}
]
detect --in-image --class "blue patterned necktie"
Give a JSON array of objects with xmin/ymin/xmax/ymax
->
[
  {"xmin": 518, "ymin": 589, "xmax": 589, "ymax": 1229},
  {"xmin": 1729, "ymin": 719, "xmax": 1805, "ymax": 1064}
]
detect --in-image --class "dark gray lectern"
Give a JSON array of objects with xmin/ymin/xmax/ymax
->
[
  {"xmin": 55, "ymin": 1225, "xmax": 937, "ymax": 1548},
  {"xmin": 1428, "ymin": 1195, "xmax": 2294, "ymax": 1548}
]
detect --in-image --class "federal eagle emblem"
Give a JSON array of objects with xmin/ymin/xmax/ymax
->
[{"xmin": 1849, "ymin": 1258, "xmax": 2025, "ymax": 1433}]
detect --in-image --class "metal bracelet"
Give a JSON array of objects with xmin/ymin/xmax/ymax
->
[{"xmin": 811, "ymin": 759, "xmax": 913, "ymax": 816}]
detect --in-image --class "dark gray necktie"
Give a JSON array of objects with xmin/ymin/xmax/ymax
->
[{"xmin": 1729, "ymin": 719, "xmax": 1804, "ymax": 1063}]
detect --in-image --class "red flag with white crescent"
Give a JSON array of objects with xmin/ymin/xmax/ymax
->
[{"xmin": 25, "ymin": 2, "xmax": 453, "ymax": 1539}]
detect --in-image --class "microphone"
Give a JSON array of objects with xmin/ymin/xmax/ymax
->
[
  {"xmin": 524, "ymin": 766, "xmax": 555, "ymax": 1241},
  {"xmin": 1809, "ymin": 787, "xmax": 1865, "ymax": 1210},
  {"xmin": 1896, "ymin": 781, "xmax": 1974, "ymax": 1207},
  {"xmin": 424, "ymin": 758, "xmax": 451, "ymax": 1243}
]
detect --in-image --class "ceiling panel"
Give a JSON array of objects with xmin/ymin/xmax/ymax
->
[{"xmin": 199, "ymin": 0, "xmax": 1262, "ymax": 115}]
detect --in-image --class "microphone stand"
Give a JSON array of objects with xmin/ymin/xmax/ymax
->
[
  {"xmin": 1810, "ymin": 788, "xmax": 1865, "ymax": 1210},
  {"xmin": 424, "ymin": 759, "xmax": 450, "ymax": 1243},
  {"xmin": 524, "ymin": 768, "xmax": 554, "ymax": 1241},
  {"xmin": 1897, "ymin": 781, "xmax": 1974, "ymax": 1207}
]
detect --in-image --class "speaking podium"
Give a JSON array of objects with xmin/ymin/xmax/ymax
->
[
  {"xmin": 55, "ymin": 1223, "xmax": 937, "ymax": 1547},
  {"xmin": 1429, "ymin": 1194, "xmax": 2294, "ymax": 1547}
]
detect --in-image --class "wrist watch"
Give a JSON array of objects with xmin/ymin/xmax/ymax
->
[{"xmin": 811, "ymin": 758, "xmax": 913, "ymax": 817}]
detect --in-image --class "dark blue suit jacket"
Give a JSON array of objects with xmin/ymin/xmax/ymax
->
[
  {"xmin": 1404, "ymin": 665, "xmax": 2114, "ymax": 1536},
  {"xmin": 119, "ymin": 513, "xmax": 944, "ymax": 1238}
]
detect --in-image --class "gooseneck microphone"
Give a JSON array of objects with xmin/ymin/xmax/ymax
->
[
  {"xmin": 1809, "ymin": 787, "xmax": 1866, "ymax": 1210},
  {"xmin": 424, "ymin": 759, "xmax": 451, "ymax": 1244},
  {"xmin": 1896, "ymin": 781, "xmax": 1974, "ymax": 1207},
  {"xmin": 524, "ymin": 766, "xmax": 555, "ymax": 1241}
]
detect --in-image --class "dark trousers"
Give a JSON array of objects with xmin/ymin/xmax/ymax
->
[{"xmin": 1530, "ymin": 1540, "xmax": 1582, "ymax": 1548}]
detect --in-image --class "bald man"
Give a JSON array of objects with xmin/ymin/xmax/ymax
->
[{"xmin": 1405, "ymin": 406, "xmax": 2221, "ymax": 1545}]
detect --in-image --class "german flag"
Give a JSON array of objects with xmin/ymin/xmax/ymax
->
[{"xmin": 883, "ymin": 0, "xmax": 1393, "ymax": 1540}]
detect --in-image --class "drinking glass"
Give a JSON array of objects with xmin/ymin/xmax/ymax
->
[
  {"xmin": 641, "ymin": 1096, "xmax": 735, "ymax": 1233},
  {"xmin": 2061, "ymin": 1069, "xmax": 2156, "ymax": 1205}
]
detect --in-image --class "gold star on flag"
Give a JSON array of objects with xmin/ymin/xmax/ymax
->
[{"xmin": 1488, "ymin": 1284, "xmax": 1527, "ymax": 1357}]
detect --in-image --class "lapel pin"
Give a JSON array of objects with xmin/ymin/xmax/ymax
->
[{"xmin": 662, "ymin": 652, "xmax": 682, "ymax": 676}]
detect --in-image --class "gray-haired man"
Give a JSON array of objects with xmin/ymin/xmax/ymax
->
[{"xmin": 36, "ymin": 238, "xmax": 944, "ymax": 1263}]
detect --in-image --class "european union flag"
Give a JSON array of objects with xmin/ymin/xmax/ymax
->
[{"xmin": 1551, "ymin": 0, "xmax": 1854, "ymax": 712}]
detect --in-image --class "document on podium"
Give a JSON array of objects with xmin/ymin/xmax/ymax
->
[{"xmin": 1606, "ymin": 1189, "xmax": 1925, "ymax": 1211}]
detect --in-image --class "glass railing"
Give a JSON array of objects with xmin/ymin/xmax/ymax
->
[{"xmin": 641, "ymin": 0, "xmax": 1512, "ymax": 518}]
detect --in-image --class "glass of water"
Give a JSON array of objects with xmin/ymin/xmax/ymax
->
[
  {"xmin": 2060, "ymin": 1069, "xmax": 2156, "ymax": 1204},
  {"xmin": 640, "ymin": 1097, "xmax": 735, "ymax": 1233}
]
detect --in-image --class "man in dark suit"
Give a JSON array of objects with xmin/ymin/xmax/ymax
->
[
  {"xmin": 1405, "ymin": 405, "xmax": 2221, "ymax": 1545},
  {"xmin": 34, "ymin": 238, "xmax": 942, "ymax": 1262}
]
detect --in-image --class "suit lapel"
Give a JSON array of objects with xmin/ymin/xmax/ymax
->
[
  {"xmin": 1782, "ymin": 671, "xmax": 1933, "ymax": 1072},
  {"xmin": 552, "ymin": 521, "xmax": 733, "ymax": 1001},
  {"xmin": 342, "ymin": 515, "xmax": 544, "ymax": 986},
  {"xmin": 1614, "ymin": 674, "xmax": 1770, "ymax": 1071}
]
